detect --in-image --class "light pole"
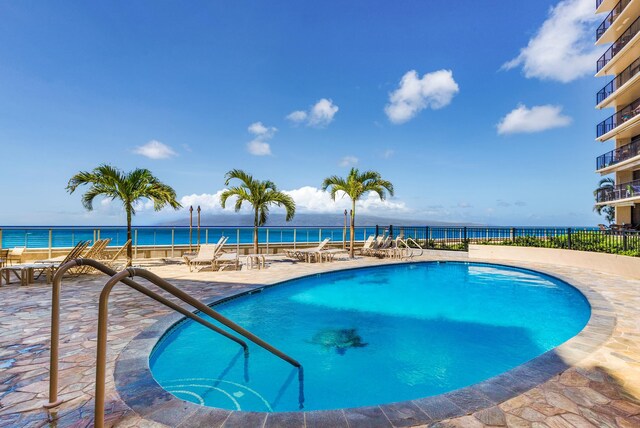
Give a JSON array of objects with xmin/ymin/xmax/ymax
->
[
  {"xmin": 197, "ymin": 206, "xmax": 201, "ymax": 247},
  {"xmin": 343, "ymin": 209, "xmax": 347, "ymax": 249},
  {"xmin": 189, "ymin": 205, "xmax": 193, "ymax": 252}
]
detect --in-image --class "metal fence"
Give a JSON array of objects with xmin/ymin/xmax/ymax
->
[
  {"xmin": 385, "ymin": 226, "xmax": 640, "ymax": 256},
  {"xmin": 0, "ymin": 226, "xmax": 376, "ymax": 251}
]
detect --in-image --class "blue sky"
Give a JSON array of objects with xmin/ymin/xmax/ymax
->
[{"xmin": 0, "ymin": 0, "xmax": 610, "ymax": 226}]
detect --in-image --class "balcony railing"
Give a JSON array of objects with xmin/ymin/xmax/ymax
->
[
  {"xmin": 597, "ymin": 15, "xmax": 640, "ymax": 71},
  {"xmin": 596, "ymin": 138, "xmax": 640, "ymax": 169},
  {"xmin": 597, "ymin": 0, "xmax": 631, "ymax": 41},
  {"xmin": 596, "ymin": 95, "xmax": 640, "ymax": 137},
  {"xmin": 597, "ymin": 56, "xmax": 640, "ymax": 104},
  {"xmin": 597, "ymin": 0, "xmax": 605, "ymax": 8},
  {"xmin": 596, "ymin": 178, "xmax": 640, "ymax": 203}
]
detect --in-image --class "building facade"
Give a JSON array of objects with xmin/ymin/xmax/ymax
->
[{"xmin": 595, "ymin": 0, "xmax": 640, "ymax": 226}]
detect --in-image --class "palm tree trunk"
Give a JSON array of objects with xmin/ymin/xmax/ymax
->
[
  {"xmin": 254, "ymin": 208, "xmax": 259, "ymax": 254},
  {"xmin": 350, "ymin": 200, "xmax": 355, "ymax": 258},
  {"xmin": 126, "ymin": 206, "xmax": 132, "ymax": 267}
]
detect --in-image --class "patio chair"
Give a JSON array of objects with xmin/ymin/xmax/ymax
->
[
  {"xmin": 100, "ymin": 239, "xmax": 131, "ymax": 269},
  {"xmin": 35, "ymin": 240, "xmax": 90, "ymax": 264},
  {"xmin": 294, "ymin": 238, "xmax": 331, "ymax": 262},
  {"xmin": 213, "ymin": 252, "xmax": 241, "ymax": 271},
  {"xmin": 354, "ymin": 235, "xmax": 375, "ymax": 256},
  {"xmin": 0, "ymin": 249, "xmax": 8, "ymax": 267},
  {"xmin": 7, "ymin": 247, "xmax": 25, "ymax": 265},
  {"xmin": 184, "ymin": 237, "xmax": 228, "ymax": 272},
  {"xmin": 71, "ymin": 239, "xmax": 113, "ymax": 275}
]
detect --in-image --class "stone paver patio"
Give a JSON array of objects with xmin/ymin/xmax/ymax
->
[{"xmin": 0, "ymin": 251, "xmax": 639, "ymax": 427}]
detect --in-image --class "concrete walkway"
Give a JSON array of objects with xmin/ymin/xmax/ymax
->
[{"xmin": 0, "ymin": 252, "xmax": 638, "ymax": 427}]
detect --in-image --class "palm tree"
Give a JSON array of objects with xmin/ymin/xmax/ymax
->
[
  {"xmin": 594, "ymin": 177, "xmax": 615, "ymax": 224},
  {"xmin": 322, "ymin": 168, "xmax": 394, "ymax": 258},
  {"xmin": 220, "ymin": 169, "xmax": 296, "ymax": 254},
  {"xmin": 67, "ymin": 164, "xmax": 182, "ymax": 266}
]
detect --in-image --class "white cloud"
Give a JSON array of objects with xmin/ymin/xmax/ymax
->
[
  {"xmin": 247, "ymin": 140, "xmax": 272, "ymax": 156},
  {"xmin": 497, "ymin": 104, "xmax": 572, "ymax": 135},
  {"xmin": 502, "ymin": 0, "xmax": 600, "ymax": 83},
  {"xmin": 382, "ymin": 149, "xmax": 395, "ymax": 159},
  {"xmin": 286, "ymin": 98, "xmax": 339, "ymax": 127},
  {"xmin": 284, "ymin": 186, "xmax": 408, "ymax": 214},
  {"xmin": 308, "ymin": 98, "xmax": 339, "ymax": 126},
  {"xmin": 286, "ymin": 110, "xmax": 308, "ymax": 123},
  {"xmin": 247, "ymin": 121, "xmax": 276, "ymax": 156},
  {"xmin": 385, "ymin": 69, "xmax": 459, "ymax": 124},
  {"xmin": 162, "ymin": 187, "xmax": 409, "ymax": 217},
  {"xmin": 133, "ymin": 140, "xmax": 177, "ymax": 159},
  {"xmin": 339, "ymin": 156, "xmax": 358, "ymax": 167}
]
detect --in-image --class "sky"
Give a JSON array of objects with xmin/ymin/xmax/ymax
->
[{"xmin": 0, "ymin": 0, "xmax": 612, "ymax": 226}]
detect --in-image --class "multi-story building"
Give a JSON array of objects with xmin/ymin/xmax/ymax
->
[{"xmin": 595, "ymin": 0, "xmax": 640, "ymax": 226}]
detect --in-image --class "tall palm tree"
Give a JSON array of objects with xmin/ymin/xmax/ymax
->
[
  {"xmin": 594, "ymin": 177, "xmax": 615, "ymax": 224},
  {"xmin": 220, "ymin": 169, "xmax": 296, "ymax": 254},
  {"xmin": 67, "ymin": 164, "xmax": 182, "ymax": 266},
  {"xmin": 322, "ymin": 168, "xmax": 394, "ymax": 258}
]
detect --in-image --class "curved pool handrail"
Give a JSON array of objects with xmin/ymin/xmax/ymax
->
[
  {"xmin": 125, "ymin": 267, "xmax": 301, "ymax": 368},
  {"xmin": 405, "ymin": 237, "xmax": 424, "ymax": 257},
  {"xmin": 44, "ymin": 258, "xmax": 249, "ymax": 410},
  {"xmin": 92, "ymin": 267, "xmax": 301, "ymax": 428}
]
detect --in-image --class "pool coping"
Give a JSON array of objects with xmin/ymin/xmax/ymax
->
[{"xmin": 113, "ymin": 260, "xmax": 617, "ymax": 427}]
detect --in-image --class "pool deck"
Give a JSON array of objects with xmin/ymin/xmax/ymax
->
[{"xmin": 0, "ymin": 251, "xmax": 639, "ymax": 427}]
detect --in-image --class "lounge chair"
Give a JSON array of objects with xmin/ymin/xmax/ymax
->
[
  {"xmin": 71, "ymin": 239, "xmax": 113, "ymax": 275},
  {"xmin": 293, "ymin": 238, "xmax": 331, "ymax": 263},
  {"xmin": 354, "ymin": 235, "xmax": 375, "ymax": 256},
  {"xmin": 100, "ymin": 239, "xmax": 131, "ymax": 269},
  {"xmin": 213, "ymin": 252, "xmax": 241, "ymax": 271},
  {"xmin": 0, "ymin": 249, "xmax": 8, "ymax": 267},
  {"xmin": 316, "ymin": 248, "xmax": 349, "ymax": 262},
  {"xmin": 184, "ymin": 237, "xmax": 228, "ymax": 272},
  {"xmin": 7, "ymin": 247, "xmax": 25, "ymax": 265}
]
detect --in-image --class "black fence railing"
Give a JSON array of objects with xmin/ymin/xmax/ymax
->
[
  {"xmin": 596, "ymin": 138, "xmax": 640, "ymax": 169},
  {"xmin": 597, "ymin": 0, "xmax": 604, "ymax": 9},
  {"xmin": 596, "ymin": 0, "xmax": 631, "ymax": 41},
  {"xmin": 380, "ymin": 226, "xmax": 640, "ymax": 256},
  {"xmin": 597, "ymin": 15, "xmax": 640, "ymax": 71},
  {"xmin": 595, "ymin": 178, "xmax": 640, "ymax": 202},
  {"xmin": 596, "ymin": 95, "xmax": 640, "ymax": 137},
  {"xmin": 597, "ymin": 57, "xmax": 640, "ymax": 104}
]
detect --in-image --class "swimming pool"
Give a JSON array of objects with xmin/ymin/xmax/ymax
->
[{"xmin": 149, "ymin": 262, "xmax": 590, "ymax": 412}]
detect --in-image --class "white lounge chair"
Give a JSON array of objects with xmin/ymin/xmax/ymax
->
[
  {"xmin": 295, "ymin": 238, "xmax": 331, "ymax": 263},
  {"xmin": 184, "ymin": 237, "xmax": 228, "ymax": 272}
]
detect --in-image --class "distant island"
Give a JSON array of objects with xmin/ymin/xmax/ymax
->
[{"xmin": 158, "ymin": 213, "xmax": 481, "ymax": 227}]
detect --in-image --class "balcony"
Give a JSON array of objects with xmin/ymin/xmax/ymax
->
[
  {"xmin": 596, "ymin": 178, "xmax": 640, "ymax": 203},
  {"xmin": 597, "ymin": 0, "xmax": 632, "ymax": 41},
  {"xmin": 596, "ymin": 96, "xmax": 640, "ymax": 137},
  {"xmin": 597, "ymin": 0, "xmax": 604, "ymax": 9},
  {"xmin": 597, "ymin": 139, "xmax": 640, "ymax": 170},
  {"xmin": 597, "ymin": 16, "xmax": 640, "ymax": 72},
  {"xmin": 597, "ymin": 57, "xmax": 640, "ymax": 105}
]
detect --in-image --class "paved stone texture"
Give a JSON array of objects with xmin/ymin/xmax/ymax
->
[{"xmin": 0, "ymin": 252, "xmax": 639, "ymax": 427}]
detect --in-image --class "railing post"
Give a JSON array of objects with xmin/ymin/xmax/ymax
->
[
  {"xmin": 318, "ymin": 228, "xmax": 322, "ymax": 243},
  {"xmin": 375, "ymin": 225, "xmax": 379, "ymax": 237},
  {"xmin": 293, "ymin": 228, "xmax": 297, "ymax": 250},
  {"xmin": 0, "ymin": 228, "xmax": 3, "ymax": 249},
  {"xmin": 266, "ymin": 228, "xmax": 269, "ymax": 254},
  {"xmin": 510, "ymin": 227, "xmax": 515, "ymax": 242},
  {"xmin": 134, "ymin": 229, "xmax": 138, "ymax": 259},
  {"xmin": 567, "ymin": 227, "xmax": 572, "ymax": 250},
  {"xmin": 623, "ymin": 229, "xmax": 628, "ymax": 251},
  {"xmin": 389, "ymin": 225, "xmax": 393, "ymax": 238},
  {"xmin": 425, "ymin": 226, "xmax": 429, "ymax": 248},
  {"xmin": 236, "ymin": 228, "xmax": 240, "ymax": 254},
  {"xmin": 463, "ymin": 227, "xmax": 468, "ymax": 249},
  {"xmin": 171, "ymin": 229, "xmax": 175, "ymax": 258},
  {"xmin": 48, "ymin": 229, "xmax": 53, "ymax": 259},
  {"xmin": 205, "ymin": 229, "xmax": 209, "ymax": 244}
]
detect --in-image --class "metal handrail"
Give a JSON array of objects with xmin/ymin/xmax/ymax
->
[
  {"xmin": 91, "ymin": 267, "xmax": 301, "ymax": 427},
  {"xmin": 405, "ymin": 238, "xmax": 424, "ymax": 257},
  {"xmin": 44, "ymin": 258, "xmax": 249, "ymax": 410}
]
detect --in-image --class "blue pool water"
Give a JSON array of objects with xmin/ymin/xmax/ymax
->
[{"xmin": 149, "ymin": 262, "xmax": 590, "ymax": 412}]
